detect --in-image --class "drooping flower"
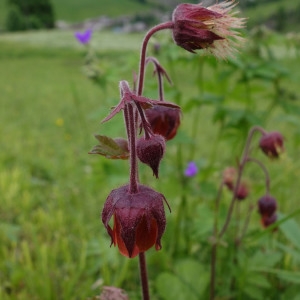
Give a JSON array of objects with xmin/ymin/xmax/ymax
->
[
  {"xmin": 74, "ymin": 28, "xmax": 92, "ymax": 44},
  {"xmin": 261, "ymin": 213, "xmax": 277, "ymax": 228},
  {"xmin": 258, "ymin": 195, "xmax": 277, "ymax": 217},
  {"xmin": 257, "ymin": 194, "xmax": 278, "ymax": 229},
  {"xmin": 259, "ymin": 131, "xmax": 284, "ymax": 158},
  {"xmin": 102, "ymin": 184, "xmax": 169, "ymax": 258},
  {"xmin": 172, "ymin": 1, "xmax": 245, "ymax": 59},
  {"xmin": 184, "ymin": 161, "xmax": 198, "ymax": 177},
  {"xmin": 145, "ymin": 105, "xmax": 181, "ymax": 141}
]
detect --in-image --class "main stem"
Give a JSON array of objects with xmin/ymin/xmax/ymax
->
[
  {"xmin": 124, "ymin": 103, "xmax": 139, "ymax": 193},
  {"xmin": 137, "ymin": 21, "xmax": 174, "ymax": 96},
  {"xmin": 210, "ymin": 181, "xmax": 224, "ymax": 300},
  {"xmin": 139, "ymin": 252, "xmax": 150, "ymax": 300}
]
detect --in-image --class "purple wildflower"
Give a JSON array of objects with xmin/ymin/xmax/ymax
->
[
  {"xmin": 184, "ymin": 162, "xmax": 198, "ymax": 177},
  {"xmin": 75, "ymin": 29, "xmax": 92, "ymax": 44}
]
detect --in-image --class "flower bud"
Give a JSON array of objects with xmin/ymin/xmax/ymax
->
[
  {"xmin": 259, "ymin": 131, "xmax": 284, "ymax": 158},
  {"xmin": 102, "ymin": 184, "xmax": 169, "ymax": 258},
  {"xmin": 235, "ymin": 182, "xmax": 249, "ymax": 200},
  {"xmin": 257, "ymin": 195, "xmax": 277, "ymax": 217},
  {"xmin": 136, "ymin": 135, "xmax": 165, "ymax": 178}
]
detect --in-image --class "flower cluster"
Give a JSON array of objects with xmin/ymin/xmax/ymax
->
[
  {"xmin": 90, "ymin": 0, "xmax": 246, "ymax": 261},
  {"xmin": 220, "ymin": 126, "xmax": 284, "ymax": 232}
]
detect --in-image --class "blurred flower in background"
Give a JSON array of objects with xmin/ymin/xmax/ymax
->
[
  {"xmin": 74, "ymin": 28, "xmax": 92, "ymax": 45},
  {"xmin": 184, "ymin": 161, "xmax": 198, "ymax": 177}
]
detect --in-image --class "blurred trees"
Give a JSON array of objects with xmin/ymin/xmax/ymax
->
[{"xmin": 6, "ymin": 0, "xmax": 55, "ymax": 31}]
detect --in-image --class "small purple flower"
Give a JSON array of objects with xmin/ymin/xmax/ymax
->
[
  {"xmin": 184, "ymin": 161, "xmax": 198, "ymax": 177},
  {"xmin": 74, "ymin": 29, "xmax": 92, "ymax": 44}
]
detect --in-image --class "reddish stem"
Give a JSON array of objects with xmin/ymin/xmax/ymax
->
[
  {"xmin": 218, "ymin": 126, "xmax": 265, "ymax": 238},
  {"xmin": 124, "ymin": 104, "xmax": 139, "ymax": 193},
  {"xmin": 246, "ymin": 157, "xmax": 271, "ymax": 195},
  {"xmin": 137, "ymin": 21, "xmax": 174, "ymax": 96},
  {"xmin": 139, "ymin": 252, "xmax": 150, "ymax": 300},
  {"xmin": 145, "ymin": 56, "xmax": 171, "ymax": 101}
]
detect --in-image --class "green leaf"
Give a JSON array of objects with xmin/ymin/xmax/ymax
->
[
  {"xmin": 245, "ymin": 209, "xmax": 300, "ymax": 244},
  {"xmin": 276, "ymin": 242, "xmax": 300, "ymax": 264},
  {"xmin": 156, "ymin": 259, "xmax": 209, "ymax": 300},
  {"xmin": 183, "ymin": 93, "xmax": 224, "ymax": 112},
  {"xmin": 243, "ymin": 284, "xmax": 265, "ymax": 300},
  {"xmin": 251, "ymin": 268, "xmax": 300, "ymax": 284},
  {"xmin": 89, "ymin": 135, "xmax": 129, "ymax": 160},
  {"xmin": 174, "ymin": 259, "xmax": 209, "ymax": 296},
  {"xmin": 279, "ymin": 213, "xmax": 300, "ymax": 250},
  {"xmin": 247, "ymin": 273, "xmax": 271, "ymax": 289},
  {"xmin": 249, "ymin": 250, "xmax": 282, "ymax": 269}
]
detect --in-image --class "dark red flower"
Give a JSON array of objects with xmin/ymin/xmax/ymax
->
[
  {"xmin": 258, "ymin": 195, "xmax": 277, "ymax": 217},
  {"xmin": 145, "ymin": 105, "xmax": 181, "ymax": 141},
  {"xmin": 172, "ymin": 1, "xmax": 245, "ymax": 59},
  {"xmin": 136, "ymin": 134, "xmax": 165, "ymax": 178},
  {"xmin": 102, "ymin": 184, "xmax": 169, "ymax": 258},
  {"xmin": 259, "ymin": 131, "xmax": 284, "ymax": 158},
  {"xmin": 261, "ymin": 213, "xmax": 277, "ymax": 228}
]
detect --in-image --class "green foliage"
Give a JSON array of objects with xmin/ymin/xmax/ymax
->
[
  {"xmin": 155, "ymin": 259, "xmax": 209, "ymax": 299},
  {"xmin": 5, "ymin": 4, "xmax": 26, "ymax": 31},
  {"xmin": 5, "ymin": 0, "xmax": 54, "ymax": 31}
]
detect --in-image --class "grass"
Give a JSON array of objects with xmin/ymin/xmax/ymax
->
[
  {"xmin": 0, "ymin": 48, "xmax": 128, "ymax": 300},
  {"xmin": 0, "ymin": 30, "xmax": 144, "ymax": 52},
  {"xmin": 1, "ymin": 26, "xmax": 300, "ymax": 299}
]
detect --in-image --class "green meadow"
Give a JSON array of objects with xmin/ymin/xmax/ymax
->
[{"xmin": 1, "ymin": 2, "xmax": 300, "ymax": 300}]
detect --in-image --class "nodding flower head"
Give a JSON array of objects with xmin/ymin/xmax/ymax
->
[
  {"xmin": 258, "ymin": 195, "xmax": 278, "ymax": 229},
  {"xmin": 137, "ymin": 134, "xmax": 166, "ymax": 178},
  {"xmin": 102, "ymin": 184, "xmax": 170, "ymax": 258},
  {"xmin": 145, "ymin": 105, "xmax": 181, "ymax": 141},
  {"xmin": 259, "ymin": 131, "xmax": 284, "ymax": 158},
  {"xmin": 172, "ymin": 1, "xmax": 245, "ymax": 59},
  {"xmin": 258, "ymin": 195, "xmax": 277, "ymax": 217}
]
